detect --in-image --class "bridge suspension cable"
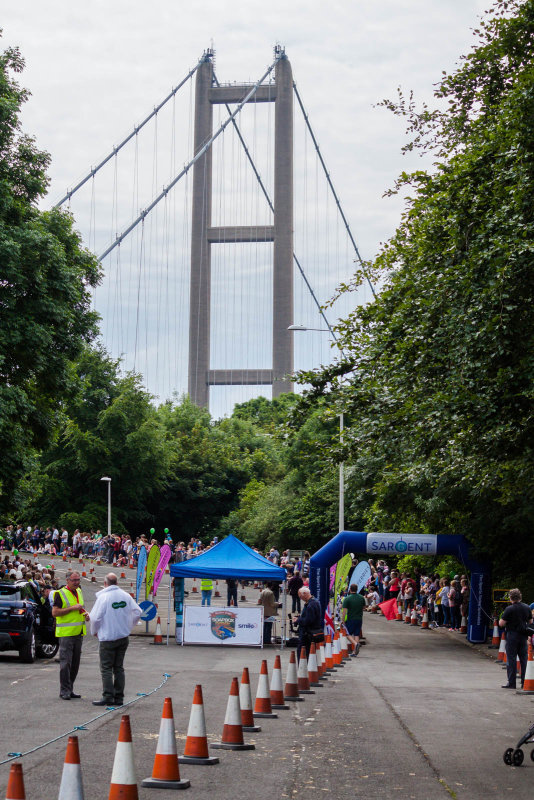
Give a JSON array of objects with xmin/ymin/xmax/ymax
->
[
  {"xmin": 52, "ymin": 57, "xmax": 205, "ymax": 209},
  {"xmin": 212, "ymin": 71, "xmax": 338, "ymax": 344},
  {"xmin": 97, "ymin": 53, "xmax": 281, "ymax": 262},
  {"xmin": 293, "ymin": 82, "xmax": 376, "ymax": 299}
]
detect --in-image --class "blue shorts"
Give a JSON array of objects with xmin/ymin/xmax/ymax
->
[{"xmin": 345, "ymin": 619, "xmax": 362, "ymax": 636}]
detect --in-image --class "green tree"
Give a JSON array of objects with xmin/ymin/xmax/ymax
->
[
  {"xmin": 0, "ymin": 39, "xmax": 100, "ymax": 509},
  {"xmin": 24, "ymin": 347, "xmax": 170, "ymax": 532},
  {"xmin": 297, "ymin": 0, "xmax": 534, "ymax": 582}
]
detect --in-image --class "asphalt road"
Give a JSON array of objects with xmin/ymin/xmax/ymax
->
[{"xmin": 1, "ymin": 559, "xmax": 534, "ymax": 799}]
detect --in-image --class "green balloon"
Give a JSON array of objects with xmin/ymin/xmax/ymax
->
[
  {"xmin": 13, "ymin": 549, "xmax": 18, "ymax": 556},
  {"xmin": 150, "ymin": 528, "xmax": 155, "ymax": 535},
  {"xmin": 164, "ymin": 528, "xmax": 169, "ymax": 534}
]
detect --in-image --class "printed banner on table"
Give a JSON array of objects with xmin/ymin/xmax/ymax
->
[
  {"xmin": 334, "ymin": 553, "xmax": 353, "ymax": 607},
  {"xmin": 136, "ymin": 545, "xmax": 147, "ymax": 603},
  {"xmin": 152, "ymin": 544, "xmax": 172, "ymax": 597},
  {"xmin": 145, "ymin": 544, "xmax": 161, "ymax": 597},
  {"xmin": 183, "ymin": 606, "xmax": 264, "ymax": 646}
]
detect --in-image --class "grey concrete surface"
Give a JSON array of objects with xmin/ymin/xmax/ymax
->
[{"xmin": 1, "ymin": 564, "xmax": 534, "ymax": 799}]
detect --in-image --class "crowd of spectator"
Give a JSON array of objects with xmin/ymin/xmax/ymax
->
[
  {"xmin": 362, "ymin": 558, "xmax": 470, "ymax": 630},
  {"xmin": 3, "ymin": 527, "xmax": 472, "ymax": 630}
]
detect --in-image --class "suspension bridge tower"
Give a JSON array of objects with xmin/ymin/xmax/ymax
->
[{"xmin": 188, "ymin": 46, "xmax": 294, "ymax": 408}]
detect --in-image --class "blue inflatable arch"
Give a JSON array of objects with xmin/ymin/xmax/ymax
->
[{"xmin": 309, "ymin": 531, "xmax": 491, "ymax": 644}]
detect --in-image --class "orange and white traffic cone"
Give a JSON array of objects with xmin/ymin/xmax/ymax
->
[
  {"xmin": 59, "ymin": 736, "xmax": 84, "ymax": 800},
  {"xmin": 108, "ymin": 715, "xmax": 138, "ymax": 800},
  {"xmin": 489, "ymin": 618, "xmax": 500, "ymax": 648},
  {"xmin": 318, "ymin": 642, "xmax": 328, "ymax": 679},
  {"xmin": 179, "ymin": 685, "xmax": 219, "ymax": 765},
  {"xmin": 498, "ymin": 631, "xmax": 506, "ymax": 663},
  {"xmin": 497, "ymin": 630, "xmax": 506, "ymax": 662},
  {"xmin": 191, "ymin": 579, "xmax": 198, "ymax": 594},
  {"xmin": 460, "ymin": 613, "xmax": 467, "ymax": 634},
  {"xmin": 120, "ymin": 572, "xmax": 126, "ymax": 580},
  {"xmin": 6, "ymin": 763, "xmax": 25, "ymax": 800},
  {"xmin": 152, "ymin": 617, "xmax": 163, "ymax": 645},
  {"xmin": 214, "ymin": 581, "xmax": 221, "ymax": 598},
  {"xmin": 339, "ymin": 630, "xmax": 349, "ymax": 660},
  {"xmin": 404, "ymin": 607, "xmax": 412, "ymax": 624},
  {"xmin": 270, "ymin": 654, "xmax": 289, "ymax": 709},
  {"xmin": 284, "ymin": 651, "xmax": 304, "ymax": 702},
  {"xmin": 211, "ymin": 677, "xmax": 255, "ymax": 751},
  {"xmin": 421, "ymin": 609, "xmax": 429, "ymax": 630},
  {"xmin": 240, "ymin": 668, "xmax": 261, "ymax": 732},
  {"xmin": 324, "ymin": 635, "xmax": 336, "ymax": 671},
  {"xmin": 308, "ymin": 643, "xmax": 323, "ymax": 687},
  {"xmin": 332, "ymin": 632, "xmax": 344, "ymax": 666},
  {"xmin": 253, "ymin": 660, "xmax": 278, "ymax": 718},
  {"xmin": 141, "ymin": 698, "xmax": 190, "ymax": 789},
  {"xmin": 519, "ymin": 642, "xmax": 534, "ymax": 694},
  {"xmin": 411, "ymin": 608, "xmax": 418, "ymax": 626},
  {"xmin": 395, "ymin": 599, "xmax": 403, "ymax": 621},
  {"xmin": 297, "ymin": 647, "xmax": 315, "ymax": 694}
]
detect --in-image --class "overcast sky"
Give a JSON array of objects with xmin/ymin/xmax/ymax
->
[{"xmin": 2, "ymin": 1, "xmax": 488, "ymax": 415}]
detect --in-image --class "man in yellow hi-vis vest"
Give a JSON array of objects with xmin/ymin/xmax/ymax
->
[
  {"xmin": 201, "ymin": 577, "xmax": 213, "ymax": 606},
  {"xmin": 52, "ymin": 571, "xmax": 89, "ymax": 700}
]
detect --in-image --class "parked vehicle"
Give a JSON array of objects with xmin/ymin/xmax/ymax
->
[{"xmin": 0, "ymin": 580, "xmax": 58, "ymax": 662}]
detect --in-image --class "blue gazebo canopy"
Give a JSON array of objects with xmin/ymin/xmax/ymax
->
[{"xmin": 169, "ymin": 535, "xmax": 286, "ymax": 582}]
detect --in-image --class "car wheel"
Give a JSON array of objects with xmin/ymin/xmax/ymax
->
[
  {"xmin": 36, "ymin": 640, "xmax": 59, "ymax": 659},
  {"xmin": 19, "ymin": 628, "xmax": 36, "ymax": 663}
]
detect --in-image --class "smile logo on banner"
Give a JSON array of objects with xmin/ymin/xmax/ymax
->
[
  {"xmin": 210, "ymin": 611, "xmax": 237, "ymax": 641},
  {"xmin": 395, "ymin": 540, "xmax": 408, "ymax": 553}
]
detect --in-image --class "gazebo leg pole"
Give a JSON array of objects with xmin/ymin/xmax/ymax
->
[{"xmin": 281, "ymin": 580, "xmax": 287, "ymax": 650}]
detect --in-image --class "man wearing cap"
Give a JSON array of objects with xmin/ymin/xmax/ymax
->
[
  {"xmin": 88, "ymin": 573, "xmax": 142, "ymax": 706},
  {"xmin": 52, "ymin": 571, "xmax": 89, "ymax": 700}
]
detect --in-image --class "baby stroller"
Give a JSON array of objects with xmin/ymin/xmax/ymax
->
[{"xmin": 503, "ymin": 721, "xmax": 534, "ymax": 766}]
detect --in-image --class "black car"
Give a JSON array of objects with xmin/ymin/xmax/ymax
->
[{"xmin": 0, "ymin": 580, "xmax": 59, "ymax": 662}]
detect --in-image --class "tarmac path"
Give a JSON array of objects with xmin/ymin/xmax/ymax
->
[{"xmin": 1, "ymin": 560, "xmax": 533, "ymax": 799}]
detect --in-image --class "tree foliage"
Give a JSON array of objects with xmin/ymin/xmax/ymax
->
[
  {"xmin": 0, "ymin": 38, "xmax": 100, "ymax": 508},
  {"xmin": 296, "ymin": 0, "xmax": 534, "ymax": 581}
]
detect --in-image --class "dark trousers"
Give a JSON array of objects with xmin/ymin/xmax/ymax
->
[
  {"xmin": 59, "ymin": 635, "xmax": 83, "ymax": 698},
  {"xmin": 291, "ymin": 596, "xmax": 301, "ymax": 614},
  {"xmin": 263, "ymin": 620, "xmax": 273, "ymax": 644},
  {"xmin": 297, "ymin": 633, "xmax": 311, "ymax": 661},
  {"xmin": 506, "ymin": 631, "xmax": 528, "ymax": 688},
  {"xmin": 99, "ymin": 637, "xmax": 129, "ymax": 702},
  {"xmin": 227, "ymin": 588, "xmax": 238, "ymax": 607}
]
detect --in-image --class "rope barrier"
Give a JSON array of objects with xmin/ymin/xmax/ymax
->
[{"xmin": 0, "ymin": 673, "xmax": 171, "ymax": 768}]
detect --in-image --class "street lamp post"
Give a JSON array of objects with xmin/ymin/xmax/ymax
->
[
  {"xmin": 100, "ymin": 477, "xmax": 111, "ymax": 538},
  {"xmin": 289, "ymin": 324, "xmax": 345, "ymax": 533}
]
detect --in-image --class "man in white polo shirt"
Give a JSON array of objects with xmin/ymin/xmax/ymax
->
[{"xmin": 88, "ymin": 573, "xmax": 142, "ymax": 706}]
